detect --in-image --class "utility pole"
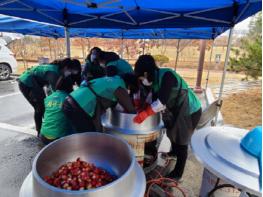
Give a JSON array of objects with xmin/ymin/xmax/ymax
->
[{"xmin": 194, "ymin": 40, "xmax": 206, "ymax": 93}]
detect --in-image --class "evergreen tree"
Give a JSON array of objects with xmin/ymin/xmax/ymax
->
[{"xmin": 230, "ymin": 13, "xmax": 262, "ymax": 80}]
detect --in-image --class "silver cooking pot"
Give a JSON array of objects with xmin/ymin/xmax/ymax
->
[
  {"xmin": 21, "ymin": 133, "xmax": 146, "ymax": 197},
  {"xmin": 102, "ymin": 109, "xmax": 164, "ymax": 134}
]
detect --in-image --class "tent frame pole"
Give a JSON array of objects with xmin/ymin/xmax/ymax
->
[
  {"xmin": 121, "ymin": 39, "xmax": 124, "ymax": 58},
  {"xmin": 55, "ymin": 38, "xmax": 58, "ymax": 59},
  {"xmin": 65, "ymin": 27, "xmax": 71, "ymax": 58},
  {"xmin": 205, "ymin": 40, "xmax": 215, "ymax": 90},
  {"xmin": 214, "ymin": 27, "xmax": 234, "ymax": 125},
  {"xmin": 142, "ymin": 39, "xmax": 146, "ymax": 55},
  {"xmin": 174, "ymin": 39, "xmax": 180, "ymax": 70},
  {"xmin": 120, "ymin": 31, "xmax": 124, "ymax": 58}
]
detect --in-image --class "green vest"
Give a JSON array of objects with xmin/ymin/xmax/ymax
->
[
  {"xmin": 41, "ymin": 90, "xmax": 72, "ymax": 139},
  {"xmin": 70, "ymin": 76, "xmax": 126, "ymax": 117},
  {"xmin": 153, "ymin": 68, "xmax": 201, "ymax": 115},
  {"xmin": 19, "ymin": 64, "xmax": 59, "ymax": 87},
  {"xmin": 106, "ymin": 59, "xmax": 133, "ymax": 75}
]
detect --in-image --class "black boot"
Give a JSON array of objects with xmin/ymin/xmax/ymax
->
[{"xmin": 166, "ymin": 144, "xmax": 188, "ymax": 181}]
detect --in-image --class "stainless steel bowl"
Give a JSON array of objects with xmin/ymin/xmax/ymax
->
[
  {"xmin": 102, "ymin": 109, "xmax": 164, "ymax": 134},
  {"xmin": 30, "ymin": 133, "xmax": 146, "ymax": 197}
]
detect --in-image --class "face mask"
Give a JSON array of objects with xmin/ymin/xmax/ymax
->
[
  {"xmin": 90, "ymin": 54, "xmax": 96, "ymax": 62},
  {"xmin": 71, "ymin": 69, "xmax": 79, "ymax": 75},
  {"xmin": 142, "ymin": 78, "xmax": 152, "ymax": 86},
  {"xmin": 100, "ymin": 63, "xmax": 105, "ymax": 68},
  {"xmin": 64, "ymin": 70, "xmax": 71, "ymax": 77},
  {"xmin": 64, "ymin": 69, "xmax": 79, "ymax": 78}
]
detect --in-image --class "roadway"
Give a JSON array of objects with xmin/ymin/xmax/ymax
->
[{"xmin": 0, "ymin": 77, "xmax": 35, "ymax": 134}]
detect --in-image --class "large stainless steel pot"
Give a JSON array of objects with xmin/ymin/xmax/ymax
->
[
  {"xmin": 20, "ymin": 133, "xmax": 146, "ymax": 197},
  {"xmin": 101, "ymin": 109, "xmax": 164, "ymax": 171},
  {"xmin": 102, "ymin": 109, "xmax": 163, "ymax": 134}
]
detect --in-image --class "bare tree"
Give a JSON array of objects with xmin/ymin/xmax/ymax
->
[
  {"xmin": 124, "ymin": 39, "xmax": 138, "ymax": 60},
  {"xmin": 9, "ymin": 36, "xmax": 36, "ymax": 68}
]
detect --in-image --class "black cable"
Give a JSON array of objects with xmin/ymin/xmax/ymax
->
[{"xmin": 214, "ymin": 178, "xmax": 220, "ymax": 187}]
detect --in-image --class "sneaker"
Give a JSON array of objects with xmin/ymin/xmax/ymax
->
[
  {"xmin": 167, "ymin": 151, "xmax": 176, "ymax": 157},
  {"xmin": 161, "ymin": 151, "xmax": 177, "ymax": 160}
]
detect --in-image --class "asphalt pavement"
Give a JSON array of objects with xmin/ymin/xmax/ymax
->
[
  {"xmin": 0, "ymin": 78, "xmax": 43, "ymax": 197},
  {"xmin": 0, "ymin": 128, "xmax": 43, "ymax": 197},
  {"xmin": 0, "ymin": 77, "xmax": 34, "ymax": 130}
]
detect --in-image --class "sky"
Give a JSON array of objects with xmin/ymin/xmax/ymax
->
[
  {"xmin": 232, "ymin": 16, "xmax": 252, "ymax": 34},
  {"xmin": 235, "ymin": 17, "xmax": 251, "ymax": 31},
  {"xmin": 219, "ymin": 16, "xmax": 253, "ymax": 38}
]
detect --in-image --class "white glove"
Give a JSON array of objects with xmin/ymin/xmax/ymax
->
[{"xmin": 151, "ymin": 99, "xmax": 166, "ymax": 113}]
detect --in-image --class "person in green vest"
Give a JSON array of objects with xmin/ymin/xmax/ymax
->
[
  {"xmin": 134, "ymin": 55, "xmax": 202, "ymax": 182},
  {"xmin": 18, "ymin": 58, "xmax": 81, "ymax": 136},
  {"xmin": 40, "ymin": 75, "xmax": 74, "ymax": 144},
  {"xmin": 98, "ymin": 51, "xmax": 133, "ymax": 76},
  {"xmin": 82, "ymin": 47, "xmax": 105, "ymax": 81},
  {"xmin": 62, "ymin": 73, "xmax": 137, "ymax": 133}
]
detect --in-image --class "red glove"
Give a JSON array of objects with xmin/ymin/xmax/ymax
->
[{"xmin": 133, "ymin": 106, "xmax": 156, "ymax": 124}]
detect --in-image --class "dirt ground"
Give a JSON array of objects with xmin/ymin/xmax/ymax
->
[
  {"xmin": 176, "ymin": 68, "xmax": 246, "ymax": 87},
  {"xmin": 221, "ymin": 87, "xmax": 262, "ymax": 130}
]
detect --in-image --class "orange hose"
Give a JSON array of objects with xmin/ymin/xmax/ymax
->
[
  {"xmin": 145, "ymin": 152, "xmax": 187, "ymax": 197},
  {"xmin": 146, "ymin": 176, "xmax": 187, "ymax": 197},
  {"xmin": 153, "ymin": 169, "xmax": 162, "ymax": 178}
]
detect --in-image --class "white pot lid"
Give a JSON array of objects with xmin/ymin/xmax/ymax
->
[{"xmin": 191, "ymin": 126, "xmax": 261, "ymax": 196}]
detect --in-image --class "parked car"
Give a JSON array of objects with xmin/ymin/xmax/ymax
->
[{"xmin": 0, "ymin": 38, "xmax": 17, "ymax": 80}]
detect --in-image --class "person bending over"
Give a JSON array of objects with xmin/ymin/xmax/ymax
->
[
  {"xmin": 63, "ymin": 73, "xmax": 137, "ymax": 133},
  {"xmin": 134, "ymin": 55, "xmax": 202, "ymax": 181},
  {"xmin": 40, "ymin": 75, "xmax": 74, "ymax": 145},
  {"xmin": 18, "ymin": 58, "xmax": 81, "ymax": 135}
]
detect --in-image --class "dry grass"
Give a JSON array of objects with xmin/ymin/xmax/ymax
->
[
  {"xmin": 176, "ymin": 68, "xmax": 246, "ymax": 87},
  {"xmin": 221, "ymin": 87, "xmax": 262, "ymax": 130}
]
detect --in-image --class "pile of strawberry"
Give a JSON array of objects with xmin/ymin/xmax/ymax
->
[{"xmin": 44, "ymin": 157, "xmax": 115, "ymax": 190}]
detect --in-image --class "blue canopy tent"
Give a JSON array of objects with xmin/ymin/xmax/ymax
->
[
  {"xmin": 0, "ymin": 25, "xmax": 228, "ymax": 40},
  {"xmin": 0, "ymin": 0, "xmax": 260, "ymax": 125},
  {"xmin": 71, "ymin": 28, "xmax": 228, "ymax": 39},
  {"xmin": 0, "ymin": 15, "xmax": 229, "ymax": 39},
  {"xmin": 0, "ymin": 0, "xmax": 260, "ymax": 56},
  {"xmin": 0, "ymin": 0, "xmax": 260, "ymax": 29}
]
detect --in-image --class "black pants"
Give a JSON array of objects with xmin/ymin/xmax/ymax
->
[
  {"xmin": 18, "ymin": 81, "xmax": 45, "ymax": 135},
  {"xmin": 63, "ymin": 96, "xmax": 99, "ymax": 133},
  {"xmin": 169, "ymin": 108, "xmax": 202, "ymax": 178}
]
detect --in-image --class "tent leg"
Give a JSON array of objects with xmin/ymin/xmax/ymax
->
[
  {"xmin": 205, "ymin": 40, "xmax": 215, "ymax": 90},
  {"xmin": 55, "ymin": 38, "xmax": 59, "ymax": 59},
  {"xmin": 65, "ymin": 27, "xmax": 71, "ymax": 58},
  {"xmin": 142, "ymin": 39, "xmax": 146, "ymax": 55},
  {"xmin": 174, "ymin": 39, "xmax": 180, "ymax": 70},
  {"xmin": 215, "ymin": 27, "xmax": 234, "ymax": 125},
  {"xmin": 194, "ymin": 40, "xmax": 206, "ymax": 93},
  {"xmin": 120, "ymin": 38, "xmax": 124, "ymax": 58}
]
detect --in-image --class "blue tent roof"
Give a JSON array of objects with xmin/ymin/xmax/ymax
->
[
  {"xmin": 0, "ymin": 16, "xmax": 63, "ymax": 37},
  {"xmin": 0, "ymin": 0, "xmax": 260, "ymax": 29},
  {"xmin": 72, "ymin": 27, "xmax": 228, "ymax": 39},
  {"xmin": 0, "ymin": 15, "xmax": 228, "ymax": 39}
]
